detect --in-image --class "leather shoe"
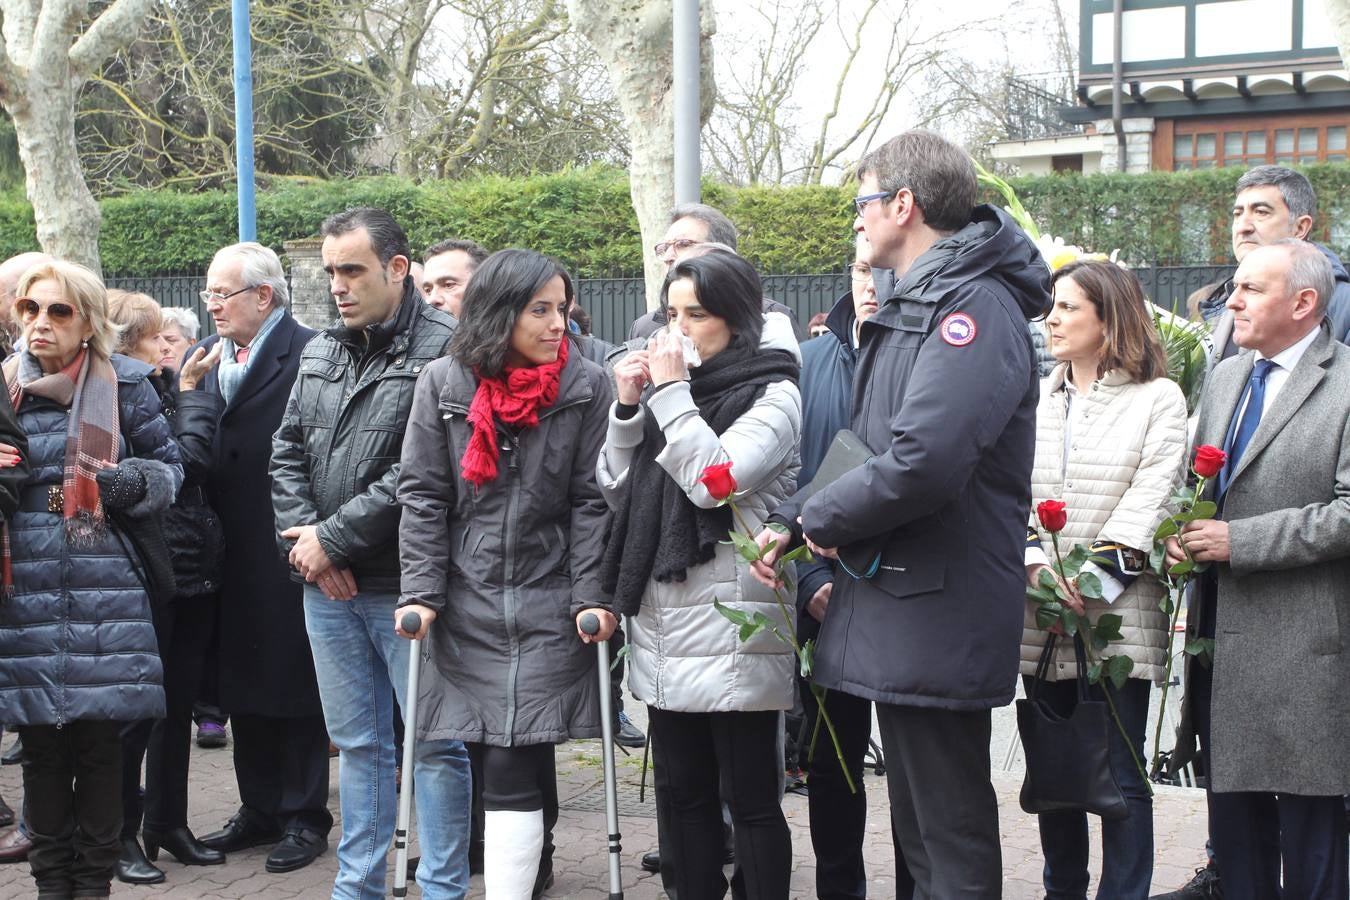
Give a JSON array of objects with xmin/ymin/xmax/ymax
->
[
  {"xmin": 0, "ymin": 796, "xmax": 12, "ymax": 829},
  {"xmin": 641, "ymin": 849, "xmax": 660, "ymax": 873},
  {"xmin": 614, "ymin": 711, "xmax": 647, "ymax": 748},
  {"xmin": 117, "ymin": 836, "xmax": 166, "ymax": 885},
  {"xmin": 0, "ymin": 827, "xmax": 32, "ymax": 863},
  {"xmin": 264, "ymin": 828, "xmax": 328, "ymax": 873},
  {"xmin": 200, "ymin": 813, "xmax": 283, "ymax": 853},
  {"xmin": 0, "ymin": 735, "xmax": 20, "ymax": 766},
  {"xmin": 144, "ymin": 826, "xmax": 225, "ymax": 866}
]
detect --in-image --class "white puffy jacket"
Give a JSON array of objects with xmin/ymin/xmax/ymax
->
[
  {"xmin": 598, "ymin": 314, "xmax": 802, "ymax": 712},
  {"xmin": 1021, "ymin": 365, "xmax": 1188, "ymax": 684}
]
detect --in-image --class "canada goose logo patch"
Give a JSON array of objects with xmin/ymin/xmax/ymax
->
[{"xmin": 939, "ymin": 312, "xmax": 977, "ymax": 347}]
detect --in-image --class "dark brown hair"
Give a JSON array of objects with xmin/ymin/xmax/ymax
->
[{"xmin": 1052, "ymin": 260, "xmax": 1169, "ymax": 384}]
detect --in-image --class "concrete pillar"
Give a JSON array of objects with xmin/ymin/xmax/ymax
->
[
  {"xmin": 1094, "ymin": 117, "xmax": 1155, "ymax": 173},
  {"xmin": 283, "ymin": 238, "xmax": 333, "ymax": 330}
]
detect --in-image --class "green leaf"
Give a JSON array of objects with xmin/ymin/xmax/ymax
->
[
  {"xmin": 728, "ymin": 530, "xmax": 765, "ymax": 563},
  {"xmin": 1087, "ymin": 661, "xmax": 1103, "ymax": 684},
  {"xmin": 713, "ymin": 599, "xmax": 749, "ymax": 627},
  {"xmin": 1154, "ymin": 517, "xmax": 1180, "ymax": 541},
  {"xmin": 751, "ymin": 611, "xmax": 776, "ymax": 630},
  {"xmin": 1034, "ymin": 604, "xmax": 1063, "ymax": 631},
  {"xmin": 1062, "ymin": 611, "xmax": 1080, "ymax": 637},
  {"xmin": 1148, "ymin": 542, "xmax": 1169, "ymax": 576},
  {"xmin": 1038, "ymin": 568, "xmax": 1061, "ymax": 591},
  {"xmin": 1105, "ymin": 654, "xmax": 1134, "ymax": 690},
  {"xmin": 1188, "ymin": 501, "xmax": 1217, "ymax": 519},
  {"xmin": 1168, "ymin": 560, "xmax": 1195, "ymax": 576},
  {"xmin": 738, "ymin": 622, "xmax": 761, "ymax": 642},
  {"xmin": 780, "ymin": 544, "xmax": 814, "ymax": 565},
  {"xmin": 1185, "ymin": 638, "xmax": 1215, "ymax": 668},
  {"xmin": 1094, "ymin": 613, "xmax": 1124, "ymax": 642},
  {"xmin": 1025, "ymin": 585, "xmax": 1058, "ymax": 604},
  {"xmin": 1076, "ymin": 571, "xmax": 1103, "ymax": 600},
  {"xmin": 1061, "ymin": 546, "xmax": 1090, "ymax": 577},
  {"xmin": 1091, "ymin": 630, "xmax": 1109, "ymax": 652},
  {"xmin": 799, "ymin": 640, "xmax": 815, "ymax": 679}
]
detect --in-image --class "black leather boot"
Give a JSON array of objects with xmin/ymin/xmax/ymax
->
[
  {"xmin": 116, "ymin": 836, "xmax": 165, "ymax": 885},
  {"xmin": 143, "ymin": 827, "xmax": 225, "ymax": 866}
]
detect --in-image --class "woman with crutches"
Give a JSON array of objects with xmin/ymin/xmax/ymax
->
[{"xmin": 395, "ymin": 249, "xmax": 617, "ymax": 898}]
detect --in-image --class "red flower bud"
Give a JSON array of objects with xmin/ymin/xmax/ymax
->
[
  {"xmin": 1036, "ymin": 499, "xmax": 1067, "ymax": 534},
  {"xmin": 699, "ymin": 462, "xmax": 737, "ymax": 502},
  {"xmin": 1192, "ymin": 444, "xmax": 1226, "ymax": 479}
]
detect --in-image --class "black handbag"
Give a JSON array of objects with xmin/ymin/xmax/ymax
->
[{"xmin": 1016, "ymin": 632, "xmax": 1129, "ymax": 820}]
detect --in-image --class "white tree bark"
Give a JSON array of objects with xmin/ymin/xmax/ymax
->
[
  {"xmin": 1329, "ymin": 0, "xmax": 1350, "ymax": 79},
  {"xmin": 0, "ymin": 0, "xmax": 156, "ymax": 272},
  {"xmin": 567, "ymin": 0, "xmax": 715, "ymax": 310}
]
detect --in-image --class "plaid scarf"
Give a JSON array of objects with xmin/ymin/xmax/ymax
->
[{"xmin": 1, "ymin": 349, "xmax": 120, "ymax": 597}]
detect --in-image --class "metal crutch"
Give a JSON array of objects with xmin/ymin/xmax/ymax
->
[
  {"xmin": 580, "ymin": 613, "xmax": 624, "ymax": 899},
  {"xmin": 393, "ymin": 611, "xmax": 424, "ymax": 899}
]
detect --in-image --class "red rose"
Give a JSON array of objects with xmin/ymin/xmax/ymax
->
[
  {"xmin": 1036, "ymin": 499, "xmax": 1067, "ymax": 534},
  {"xmin": 699, "ymin": 462, "xmax": 737, "ymax": 502},
  {"xmin": 1192, "ymin": 445, "xmax": 1227, "ymax": 479}
]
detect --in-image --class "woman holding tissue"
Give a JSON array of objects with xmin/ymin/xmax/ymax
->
[
  {"xmin": 394, "ymin": 248, "xmax": 616, "ymax": 897},
  {"xmin": 598, "ymin": 246, "xmax": 802, "ymax": 899},
  {"xmin": 1021, "ymin": 259, "xmax": 1188, "ymax": 898}
]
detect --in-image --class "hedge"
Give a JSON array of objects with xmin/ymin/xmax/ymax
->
[{"xmin": 0, "ymin": 163, "xmax": 1345, "ymax": 275}]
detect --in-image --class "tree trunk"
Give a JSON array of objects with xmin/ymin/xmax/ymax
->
[
  {"xmin": 0, "ymin": 0, "xmax": 157, "ymax": 274},
  {"xmin": 1330, "ymin": 0, "xmax": 1350, "ymax": 79},
  {"xmin": 567, "ymin": 0, "xmax": 715, "ymax": 311}
]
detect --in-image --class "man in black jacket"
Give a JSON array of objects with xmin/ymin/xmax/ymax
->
[
  {"xmin": 270, "ymin": 208, "xmax": 471, "ymax": 897},
  {"xmin": 191, "ymin": 243, "xmax": 330, "ymax": 872},
  {"xmin": 758, "ymin": 130, "xmax": 1051, "ymax": 897}
]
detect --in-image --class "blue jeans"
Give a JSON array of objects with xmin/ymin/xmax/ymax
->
[
  {"xmin": 1022, "ymin": 675, "xmax": 1154, "ymax": 900},
  {"xmin": 305, "ymin": 586, "xmax": 472, "ymax": 900}
]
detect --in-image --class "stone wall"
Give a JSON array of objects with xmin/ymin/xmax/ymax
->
[
  {"xmin": 1093, "ymin": 117, "xmax": 1155, "ymax": 174},
  {"xmin": 283, "ymin": 238, "xmax": 332, "ymax": 330}
]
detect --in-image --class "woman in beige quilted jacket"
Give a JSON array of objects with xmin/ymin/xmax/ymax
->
[{"xmin": 1022, "ymin": 260, "xmax": 1188, "ymax": 899}]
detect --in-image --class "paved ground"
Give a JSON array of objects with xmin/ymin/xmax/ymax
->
[{"xmin": 0, "ymin": 693, "xmax": 1211, "ymax": 899}]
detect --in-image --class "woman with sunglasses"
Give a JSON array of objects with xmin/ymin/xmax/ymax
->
[
  {"xmin": 106, "ymin": 290, "xmax": 227, "ymax": 884},
  {"xmin": 598, "ymin": 247, "xmax": 802, "ymax": 899},
  {"xmin": 395, "ymin": 249, "xmax": 615, "ymax": 897},
  {"xmin": 0, "ymin": 261, "xmax": 183, "ymax": 900}
]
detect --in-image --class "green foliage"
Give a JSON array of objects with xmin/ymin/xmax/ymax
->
[
  {"xmin": 994, "ymin": 164, "xmax": 1350, "ymax": 264},
  {"xmin": 5, "ymin": 163, "xmax": 1347, "ymax": 275}
]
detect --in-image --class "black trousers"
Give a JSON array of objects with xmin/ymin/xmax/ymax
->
[
  {"xmin": 648, "ymin": 707, "xmax": 791, "ymax": 900},
  {"xmin": 229, "ymin": 712, "xmax": 333, "ymax": 835},
  {"xmin": 1192, "ymin": 660, "xmax": 1350, "ymax": 899},
  {"xmin": 874, "ymin": 703, "xmax": 1002, "ymax": 899},
  {"xmin": 798, "ymin": 677, "xmax": 912, "ymax": 900},
  {"xmin": 121, "ymin": 595, "xmax": 217, "ymax": 836},
  {"xmin": 20, "ymin": 720, "xmax": 125, "ymax": 899}
]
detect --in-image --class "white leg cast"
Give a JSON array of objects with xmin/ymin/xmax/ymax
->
[{"xmin": 483, "ymin": 808, "xmax": 544, "ymax": 899}]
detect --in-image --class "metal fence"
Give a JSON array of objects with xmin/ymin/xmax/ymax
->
[{"xmin": 108, "ymin": 265, "xmax": 1237, "ymax": 347}]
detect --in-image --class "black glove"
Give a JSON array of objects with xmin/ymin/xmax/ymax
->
[{"xmin": 95, "ymin": 464, "xmax": 149, "ymax": 511}]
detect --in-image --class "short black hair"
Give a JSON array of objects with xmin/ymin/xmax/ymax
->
[
  {"xmin": 449, "ymin": 248, "xmax": 574, "ymax": 377},
  {"xmin": 661, "ymin": 247, "xmax": 763, "ymax": 346},
  {"xmin": 425, "ymin": 238, "xmax": 489, "ymax": 269},
  {"xmin": 319, "ymin": 207, "xmax": 411, "ymax": 267}
]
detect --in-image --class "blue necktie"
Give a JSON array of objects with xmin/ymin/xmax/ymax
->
[{"xmin": 1218, "ymin": 359, "xmax": 1276, "ymax": 496}]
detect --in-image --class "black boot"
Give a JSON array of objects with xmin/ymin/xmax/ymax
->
[
  {"xmin": 143, "ymin": 827, "xmax": 225, "ymax": 866},
  {"xmin": 116, "ymin": 836, "xmax": 165, "ymax": 885}
]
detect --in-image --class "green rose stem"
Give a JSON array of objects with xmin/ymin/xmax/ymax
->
[
  {"xmin": 1149, "ymin": 472, "xmax": 1208, "ymax": 780},
  {"xmin": 726, "ymin": 500, "xmax": 857, "ymax": 795},
  {"xmin": 1048, "ymin": 530, "xmax": 1153, "ymax": 796}
]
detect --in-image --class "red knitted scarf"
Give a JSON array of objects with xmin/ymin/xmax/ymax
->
[{"xmin": 460, "ymin": 337, "xmax": 568, "ymax": 487}]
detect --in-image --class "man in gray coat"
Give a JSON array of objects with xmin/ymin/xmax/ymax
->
[{"xmin": 1166, "ymin": 239, "xmax": 1349, "ymax": 899}]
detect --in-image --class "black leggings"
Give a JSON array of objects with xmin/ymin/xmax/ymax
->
[
  {"xmin": 479, "ymin": 743, "xmax": 555, "ymax": 812},
  {"xmin": 648, "ymin": 707, "xmax": 791, "ymax": 900}
]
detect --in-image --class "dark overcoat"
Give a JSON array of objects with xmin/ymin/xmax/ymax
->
[{"xmin": 188, "ymin": 313, "xmax": 321, "ymax": 717}]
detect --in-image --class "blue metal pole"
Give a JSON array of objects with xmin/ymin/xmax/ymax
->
[{"xmin": 232, "ymin": 0, "xmax": 257, "ymax": 241}]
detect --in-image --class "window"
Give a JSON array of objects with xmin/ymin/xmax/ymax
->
[{"xmin": 1164, "ymin": 113, "xmax": 1350, "ymax": 170}]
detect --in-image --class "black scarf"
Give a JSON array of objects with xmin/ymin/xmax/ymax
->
[{"xmin": 600, "ymin": 337, "xmax": 799, "ymax": 615}]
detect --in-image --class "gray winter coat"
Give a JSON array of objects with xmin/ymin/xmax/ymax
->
[
  {"xmin": 0, "ymin": 354, "xmax": 183, "ymax": 726},
  {"xmin": 272, "ymin": 287, "xmax": 456, "ymax": 593},
  {"xmin": 397, "ymin": 346, "xmax": 615, "ymax": 746}
]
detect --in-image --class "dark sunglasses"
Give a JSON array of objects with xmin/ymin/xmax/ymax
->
[{"xmin": 14, "ymin": 298, "xmax": 76, "ymax": 323}]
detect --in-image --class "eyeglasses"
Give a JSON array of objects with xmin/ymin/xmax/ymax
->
[
  {"xmin": 14, "ymin": 298, "xmax": 76, "ymax": 323},
  {"xmin": 654, "ymin": 238, "xmax": 703, "ymax": 257},
  {"xmin": 199, "ymin": 285, "xmax": 255, "ymax": 304},
  {"xmin": 848, "ymin": 263, "xmax": 874, "ymax": 282},
  {"xmin": 853, "ymin": 190, "xmax": 897, "ymax": 215}
]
